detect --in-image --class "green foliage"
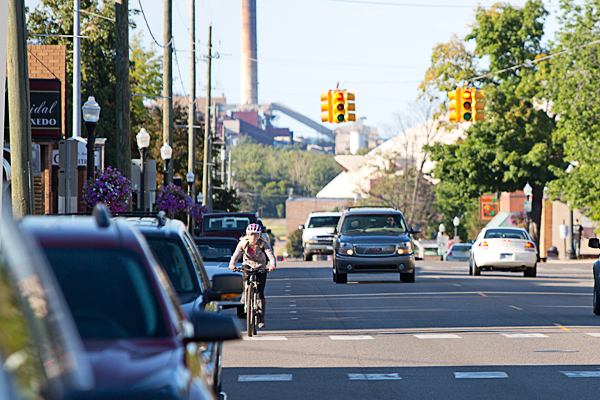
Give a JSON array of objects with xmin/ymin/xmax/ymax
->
[
  {"xmin": 27, "ymin": 3, "xmax": 161, "ymax": 167},
  {"xmin": 232, "ymin": 138, "xmax": 341, "ymax": 216},
  {"xmin": 285, "ymin": 229, "xmax": 303, "ymax": 258}
]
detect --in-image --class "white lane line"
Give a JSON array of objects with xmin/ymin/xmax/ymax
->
[
  {"xmin": 290, "ymin": 304, "xmax": 296, "ymax": 307},
  {"xmin": 290, "ymin": 311, "xmax": 297, "ymax": 314},
  {"xmin": 501, "ymin": 333, "xmax": 548, "ymax": 338},
  {"xmin": 348, "ymin": 373, "xmax": 401, "ymax": 380},
  {"xmin": 242, "ymin": 336, "xmax": 287, "ymax": 341},
  {"xmin": 329, "ymin": 335, "xmax": 373, "ymax": 340},
  {"xmin": 291, "ymin": 317, "xmax": 298, "ymax": 320},
  {"xmin": 414, "ymin": 334, "xmax": 462, "ymax": 339},
  {"xmin": 454, "ymin": 372, "xmax": 508, "ymax": 379},
  {"xmin": 586, "ymin": 333, "xmax": 600, "ymax": 337},
  {"xmin": 561, "ymin": 371, "xmax": 600, "ymax": 378},
  {"xmin": 285, "ymin": 289, "xmax": 291, "ymax": 292},
  {"xmin": 238, "ymin": 374, "xmax": 292, "ymax": 381}
]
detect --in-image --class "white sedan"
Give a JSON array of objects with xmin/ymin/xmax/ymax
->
[{"xmin": 469, "ymin": 227, "xmax": 538, "ymax": 277}]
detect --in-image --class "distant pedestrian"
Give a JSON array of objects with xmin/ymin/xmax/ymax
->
[{"xmin": 573, "ymin": 219, "xmax": 584, "ymax": 258}]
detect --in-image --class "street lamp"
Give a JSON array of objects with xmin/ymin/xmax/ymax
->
[
  {"xmin": 136, "ymin": 128, "xmax": 151, "ymax": 211},
  {"xmin": 197, "ymin": 192, "xmax": 203, "ymax": 204},
  {"xmin": 453, "ymin": 216, "xmax": 460, "ymax": 242},
  {"xmin": 160, "ymin": 142, "xmax": 172, "ymax": 187},
  {"xmin": 186, "ymin": 171, "xmax": 195, "ymax": 232},
  {"xmin": 523, "ymin": 182, "xmax": 533, "ymax": 235},
  {"xmin": 82, "ymin": 96, "xmax": 101, "ymax": 180},
  {"xmin": 565, "ymin": 164, "xmax": 577, "ymax": 259}
]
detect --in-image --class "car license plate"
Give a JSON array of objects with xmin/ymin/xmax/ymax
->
[
  {"xmin": 326, "ymin": 246, "xmax": 333, "ymax": 250},
  {"xmin": 500, "ymin": 253, "xmax": 513, "ymax": 259}
]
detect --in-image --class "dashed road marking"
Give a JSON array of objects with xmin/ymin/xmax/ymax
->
[
  {"xmin": 561, "ymin": 371, "xmax": 600, "ymax": 378},
  {"xmin": 509, "ymin": 305, "xmax": 523, "ymax": 310},
  {"xmin": 454, "ymin": 372, "xmax": 508, "ymax": 379},
  {"xmin": 329, "ymin": 335, "xmax": 373, "ymax": 340},
  {"xmin": 290, "ymin": 311, "xmax": 297, "ymax": 313},
  {"xmin": 414, "ymin": 334, "xmax": 461, "ymax": 339},
  {"xmin": 238, "ymin": 374, "xmax": 292, "ymax": 381},
  {"xmin": 586, "ymin": 333, "xmax": 600, "ymax": 337},
  {"xmin": 348, "ymin": 373, "xmax": 401, "ymax": 380},
  {"xmin": 501, "ymin": 333, "xmax": 548, "ymax": 338},
  {"xmin": 242, "ymin": 336, "xmax": 287, "ymax": 341}
]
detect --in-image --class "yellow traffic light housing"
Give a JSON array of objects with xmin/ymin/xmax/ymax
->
[
  {"xmin": 332, "ymin": 91, "xmax": 346, "ymax": 123},
  {"xmin": 449, "ymin": 89, "xmax": 460, "ymax": 122},
  {"xmin": 473, "ymin": 89, "xmax": 485, "ymax": 121},
  {"xmin": 321, "ymin": 91, "xmax": 332, "ymax": 123},
  {"xmin": 448, "ymin": 87, "xmax": 485, "ymax": 122},
  {"xmin": 345, "ymin": 92, "xmax": 356, "ymax": 122},
  {"xmin": 460, "ymin": 89, "xmax": 473, "ymax": 122}
]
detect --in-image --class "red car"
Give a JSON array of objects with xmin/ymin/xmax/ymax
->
[{"xmin": 22, "ymin": 206, "xmax": 241, "ymax": 400}]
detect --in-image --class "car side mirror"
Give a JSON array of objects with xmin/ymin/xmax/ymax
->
[
  {"xmin": 589, "ymin": 238, "xmax": 600, "ymax": 249},
  {"xmin": 186, "ymin": 312, "xmax": 241, "ymax": 342},
  {"xmin": 410, "ymin": 225, "xmax": 422, "ymax": 234},
  {"xmin": 205, "ymin": 274, "xmax": 243, "ymax": 302},
  {"xmin": 326, "ymin": 227, "xmax": 336, "ymax": 234},
  {"xmin": 298, "ymin": 225, "xmax": 305, "ymax": 230}
]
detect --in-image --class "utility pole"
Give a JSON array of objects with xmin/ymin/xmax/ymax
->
[
  {"xmin": 115, "ymin": 0, "xmax": 131, "ymax": 179},
  {"xmin": 202, "ymin": 25, "xmax": 212, "ymax": 211},
  {"xmin": 188, "ymin": 0, "xmax": 196, "ymax": 201},
  {"xmin": 7, "ymin": 0, "xmax": 34, "ymax": 217},
  {"xmin": 73, "ymin": 0, "xmax": 81, "ymax": 137},
  {"xmin": 163, "ymin": 0, "xmax": 173, "ymax": 183},
  {"xmin": 0, "ymin": 2, "xmax": 8, "ymax": 232}
]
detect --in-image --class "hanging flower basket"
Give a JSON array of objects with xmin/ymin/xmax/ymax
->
[
  {"xmin": 156, "ymin": 184, "xmax": 209, "ymax": 221},
  {"xmin": 81, "ymin": 166, "xmax": 133, "ymax": 211},
  {"xmin": 509, "ymin": 212, "xmax": 526, "ymax": 229}
]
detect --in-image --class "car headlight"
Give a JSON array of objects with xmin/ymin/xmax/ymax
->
[
  {"xmin": 306, "ymin": 236, "xmax": 318, "ymax": 244},
  {"xmin": 337, "ymin": 242, "xmax": 354, "ymax": 255},
  {"xmin": 397, "ymin": 242, "xmax": 413, "ymax": 255}
]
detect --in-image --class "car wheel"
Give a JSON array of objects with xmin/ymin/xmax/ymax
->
[
  {"xmin": 400, "ymin": 271, "xmax": 415, "ymax": 283},
  {"xmin": 333, "ymin": 267, "xmax": 347, "ymax": 284},
  {"xmin": 303, "ymin": 251, "xmax": 313, "ymax": 261},
  {"xmin": 236, "ymin": 305, "xmax": 246, "ymax": 319},
  {"xmin": 594, "ymin": 280, "xmax": 600, "ymax": 316},
  {"xmin": 468, "ymin": 258, "xmax": 473, "ymax": 276},
  {"xmin": 472, "ymin": 258, "xmax": 481, "ymax": 276},
  {"xmin": 524, "ymin": 264, "xmax": 537, "ymax": 278}
]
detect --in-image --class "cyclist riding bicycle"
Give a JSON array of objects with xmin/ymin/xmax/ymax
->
[{"xmin": 229, "ymin": 223, "xmax": 276, "ymax": 328}]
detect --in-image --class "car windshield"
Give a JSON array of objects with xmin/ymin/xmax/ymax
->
[
  {"xmin": 340, "ymin": 214, "xmax": 407, "ymax": 234},
  {"xmin": 145, "ymin": 237, "xmax": 199, "ymax": 301},
  {"xmin": 204, "ymin": 216, "xmax": 251, "ymax": 232},
  {"xmin": 43, "ymin": 248, "xmax": 169, "ymax": 339},
  {"xmin": 196, "ymin": 241, "xmax": 237, "ymax": 262},
  {"xmin": 484, "ymin": 229, "xmax": 529, "ymax": 240},
  {"xmin": 452, "ymin": 245, "xmax": 472, "ymax": 251},
  {"xmin": 307, "ymin": 216, "xmax": 340, "ymax": 228}
]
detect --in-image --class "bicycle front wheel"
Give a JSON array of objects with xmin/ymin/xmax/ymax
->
[
  {"xmin": 246, "ymin": 284, "xmax": 255, "ymax": 337},
  {"xmin": 253, "ymin": 288, "xmax": 258, "ymax": 335}
]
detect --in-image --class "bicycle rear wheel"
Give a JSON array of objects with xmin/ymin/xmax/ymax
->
[{"xmin": 246, "ymin": 284, "xmax": 255, "ymax": 337}]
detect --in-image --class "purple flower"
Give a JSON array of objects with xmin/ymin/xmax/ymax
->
[{"xmin": 81, "ymin": 167, "xmax": 132, "ymax": 211}]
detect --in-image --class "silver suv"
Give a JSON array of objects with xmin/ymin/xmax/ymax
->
[
  {"xmin": 299, "ymin": 211, "xmax": 342, "ymax": 261},
  {"xmin": 331, "ymin": 207, "xmax": 421, "ymax": 284}
]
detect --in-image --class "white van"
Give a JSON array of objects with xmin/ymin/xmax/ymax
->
[{"xmin": 298, "ymin": 211, "xmax": 342, "ymax": 261}]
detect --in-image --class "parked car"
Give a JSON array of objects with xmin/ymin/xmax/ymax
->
[
  {"xmin": 298, "ymin": 211, "xmax": 342, "ymax": 261},
  {"xmin": 587, "ymin": 238, "xmax": 600, "ymax": 315},
  {"xmin": 198, "ymin": 212, "xmax": 257, "ymax": 240},
  {"xmin": 446, "ymin": 243, "xmax": 472, "ymax": 262},
  {"xmin": 331, "ymin": 207, "xmax": 421, "ymax": 284},
  {"xmin": 194, "ymin": 237, "xmax": 245, "ymax": 318},
  {"xmin": 1, "ymin": 207, "xmax": 94, "ymax": 400},
  {"xmin": 469, "ymin": 227, "xmax": 537, "ymax": 277},
  {"xmin": 124, "ymin": 213, "xmax": 243, "ymax": 398},
  {"xmin": 22, "ymin": 206, "xmax": 241, "ymax": 400}
]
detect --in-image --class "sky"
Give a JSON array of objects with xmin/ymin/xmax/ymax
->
[{"xmin": 27, "ymin": 0, "xmax": 565, "ymax": 141}]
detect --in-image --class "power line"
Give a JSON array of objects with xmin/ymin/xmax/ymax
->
[
  {"xmin": 327, "ymin": 0, "xmax": 567, "ymax": 7},
  {"xmin": 137, "ymin": 0, "xmax": 173, "ymax": 48}
]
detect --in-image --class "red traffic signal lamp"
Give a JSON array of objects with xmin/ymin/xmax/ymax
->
[{"xmin": 321, "ymin": 91, "xmax": 332, "ymax": 123}]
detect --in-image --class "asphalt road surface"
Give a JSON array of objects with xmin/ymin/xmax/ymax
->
[{"xmin": 219, "ymin": 259, "xmax": 600, "ymax": 400}]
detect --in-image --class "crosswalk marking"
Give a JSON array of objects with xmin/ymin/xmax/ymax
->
[
  {"xmin": 501, "ymin": 333, "xmax": 548, "ymax": 338},
  {"xmin": 454, "ymin": 372, "xmax": 508, "ymax": 379},
  {"xmin": 238, "ymin": 374, "xmax": 292, "ymax": 382},
  {"xmin": 414, "ymin": 334, "xmax": 461, "ymax": 339},
  {"xmin": 329, "ymin": 335, "xmax": 373, "ymax": 340},
  {"xmin": 348, "ymin": 373, "xmax": 401, "ymax": 380},
  {"xmin": 586, "ymin": 333, "xmax": 600, "ymax": 337},
  {"xmin": 242, "ymin": 336, "xmax": 287, "ymax": 341},
  {"xmin": 561, "ymin": 371, "xmax": 600, "ymax": 378}
]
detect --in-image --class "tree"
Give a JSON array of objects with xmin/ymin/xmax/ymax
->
[
  {"xmin": 545, "ymin": 1, "xmax": 600, "ymax": 227},
  {"xmin": 423, "ymin": 1, "xmax": 561, "ymax": 245}
]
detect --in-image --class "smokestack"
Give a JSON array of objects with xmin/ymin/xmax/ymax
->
[{"xmin": 241, "ymin": 0, "xmax": 257, "ymax": 105}]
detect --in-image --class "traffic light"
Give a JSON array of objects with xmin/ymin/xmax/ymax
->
[
  {"xmin": 448, "ymin": 89, "xmax": 460, "ymax": 122},
  {"xmin": 459, "ymin": 89, "xmax": 473, "ymax": 122},
  {"xmin": 345, "ymin": 92, "xmax": 356, "ymax": 122},
  {"xmin": 473, "ymin": 89, "xmax": 485, "ymax": 121},
  {"xmin": 321, "ymin": 91, "xmax": 332, "ymax": 123},
  {"xmin": 332, "ymin": 90, "xmax": 346, "ymax": 123}
]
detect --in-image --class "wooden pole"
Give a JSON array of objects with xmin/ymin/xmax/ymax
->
[
  {"xmin": 115, "ymin": 0, "xmax": 131, "ymax": 179},
  {"xmin": 163, "ymin": 0, "xmax": 173, "ymax": 183},
  {"xmin": 202, "ymin": 25, "xmax": 212, "ymax": 210},
  {"xmin": 188, "ymin": 0, "xmax": 196, "ymax": 200}
]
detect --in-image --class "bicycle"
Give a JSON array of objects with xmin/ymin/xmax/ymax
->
[{"xmin": 236, "ymin": 267, "xmax": 267, "ymax": 337}]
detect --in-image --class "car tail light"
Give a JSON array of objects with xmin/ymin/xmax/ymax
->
[
  {"xmin": 479, "ymin": 241, "xmax": 489, "ymax": 248},
  {"xmin": 447, "ymin": 251, "xmax": 453, "ymax": 257},
  {"xmin": 525, "ymin": 242, "xmax": 536, "ymax": 251}
]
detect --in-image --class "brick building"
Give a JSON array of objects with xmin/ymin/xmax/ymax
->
[{"xmin": 285, "ymin": 197, "xmax": 350, "ymax": 236}]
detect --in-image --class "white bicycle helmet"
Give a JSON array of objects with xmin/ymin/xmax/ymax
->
[{"xmin": 246, "ymin": 223, "xmax": 262, "ymax": 234}]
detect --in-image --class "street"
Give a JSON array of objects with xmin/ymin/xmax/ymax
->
[{"xmin": 221, "ymin": 259, "xmax": 600, "ymax": 400}]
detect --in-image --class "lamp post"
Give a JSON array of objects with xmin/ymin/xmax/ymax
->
[
  {"xmin": 523, "ymin": 182, "xmax": 533, "ymax": 235},
  {"xmin": 136, "ymin": 128, "xmax": 151, "ymax": 211},
  {"xmin": 453, "ymin": 216, "xmax": 460, "ymax": 243},
  {"xmin": 82, "ymin": 96, "xmax": 101, "ymax": 180},
  {"xmin": 186, "ymin": 171, "xmax": 195, "ymax": 231},
  {"xmin": 160, "ymin": 143, "xmax": 172, "ymax": 187},
  {"xmin": 197, "ymin": 192, "xmax": 203, "ymax": 204},
  {"xmin": 565, "ymin": 163, "xmax": 577, "ymax": 260}
]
